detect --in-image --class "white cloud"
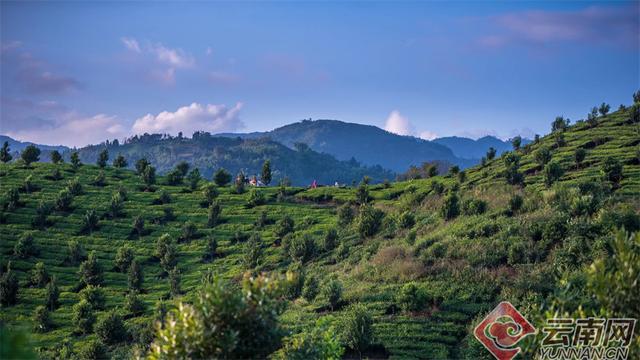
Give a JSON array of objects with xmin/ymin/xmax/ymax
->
[
  {"xmin": 384, "ymin": 110, "xmax": 438, "ymax": 140},
  {"xmin": 150, "ymin": 43, "xmax": 194, "ymax": 68},
  {"xmin": 384, "ymin": 110, "xmax": 414, "ymax": 136},
  {"xmin": 121, "ymin": 37, "xmax": 194, "ymax": 85},
  {"xmin": 121, "ymin": 37, "xmax": 141, "ymax": 53},
  {"xmin": 132, "ymin": 102, "xmax": 244, "ymax": 136},
  {"xmin": 418, "ymin": 131, "xmax": 438, "ymax": 140}
]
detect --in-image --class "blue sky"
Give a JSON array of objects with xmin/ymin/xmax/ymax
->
[{"xmin": 1, "ymin": 1, "xmax": 638, "ymax": 147}]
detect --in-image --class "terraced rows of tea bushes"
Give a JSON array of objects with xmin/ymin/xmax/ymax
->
[{"xmin": 1, "ymin": 104, "xmax": 639, "ymax": 359}]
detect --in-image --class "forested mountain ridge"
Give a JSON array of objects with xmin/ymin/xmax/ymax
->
[
  {"xmin": 0, "ymin": 101, "xmax": 638, "ymax": 359},
  {"xmin": 65, "ymin": 133, "xmax": 394, "ymax": 186}
]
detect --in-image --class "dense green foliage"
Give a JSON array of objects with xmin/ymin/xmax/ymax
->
[{"xmin": 0, "ymin": 104, "xmax": 638, "ymax": 358}]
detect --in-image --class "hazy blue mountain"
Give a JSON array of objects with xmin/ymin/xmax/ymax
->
[
  {"xmin": 218, "ymin": 119, "xmax": 474, "ymax": 172},
  {"xmin": 431, "ymin": 135, "xmax": 528, "ymax": 159},
  {"xmin": 0, "ymin": 135, "xmax": 69, "ymax": 153}
]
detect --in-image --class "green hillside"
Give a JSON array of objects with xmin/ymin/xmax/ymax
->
[
  {"xmin": 0, "ymin": 105, "xmax": 638, "ymax": 359},
  {"xmin": 68, "ymin": 133, "xmax": 394, "ymax": 186}
]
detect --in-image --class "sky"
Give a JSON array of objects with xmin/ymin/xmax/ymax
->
[{"xmin": 1, "ymin": 1, "xmax": 638, "ymax": 147}]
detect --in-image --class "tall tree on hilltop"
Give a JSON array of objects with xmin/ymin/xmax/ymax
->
[{"xmin": 262, "ymin": 160, "xmax": 272, "ymax": 185}]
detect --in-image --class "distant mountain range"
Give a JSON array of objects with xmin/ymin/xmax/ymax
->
[
  {"xmin": 218, "ymin": 119, "xmax": 522, "ymax": 171},
  {"xmin": 1, "ymin": 119, "xmax": 524, "ymax": 183},
  {"xmin": 0, "ymin": 135, "xmax": 69, "ymax": 153}
]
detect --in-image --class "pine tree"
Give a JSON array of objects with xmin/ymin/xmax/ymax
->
[
  {"xmin": 262, "ymin": 160, "xmax": 272, "ymax": 185},
  {"xmin": 97, "ymin": 149, "xmax": 109, "ymax": 168}
]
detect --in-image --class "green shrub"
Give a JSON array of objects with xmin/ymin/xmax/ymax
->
[
  {"xmin": 244, "ymin": 233, "xmax": 263, "ymax": 269},
  {"xmin": 70, "ymin": 152, "xmax": 82, "ymax": 170},
  {"xmin": 461, "ymin": 198, "xmax": 487, "ymax": 216},
  {"xmin": 141, "ymin": 166, "xmax": 156, "ymax": 190},
  {"xmin": 337, "ymin": 203, "xmax": 355, "ymax": 226},
  {"xmin": 271, "ymin": 319, "xmax": 344, "ymax": 360},
  {"xmin": 81, "ymin": 210, "xmax": 99, "ymax": 234},
  {"xmin": 201, "ymin": 183, "xmax": 219, "ymax": 205},
  {"xmin": 397, "ymin": 211, "xmax": 416, "ymax": 229},
  {"xmin": 213, "ymin": 168, "xmax": 232, "ymax": 186},
  {"xmin": 156, "ymin": 190, "xmax": 172, "ymax": 204},
  {"xmin": 543, "ymin": 161, "xmax": 564, "ymax": 186},
  {"xmin": 246, "ymin": 189, "xmax": 266, "ymax": 208},
  {"xmin": 356, "ymin": 204, "xmax": 384, "ymax": 238},
  {"xmin": 33, "ymin": 305, "xmax": 51, "ymax": 332},
  {"xmin": 440, "ymin": 191, "xmax": 460, "ymax": 220},
  {"xmin": 95, "ymin": 310, "xmax": 126, "ymax": 344},
  {"xmin": 78, "ymin": 251, "xmax": 103, "ymax": 287},
  {"xmin": 534, "ymin": 146, "xmax": 552, "ymax": 166},
  {"xmin": 96, "ymin": 149, "xmax": 108, "ymax": 168},
  {"xmin": 113, "ymin": 154, "xmax": 127, "ymax": 168},
  {"xmin": 156, "ymin": 234, "xmax": 177, "ymax": 272},
  {"xmin": 92, "ymin": 171, "xmax": 106, "ymax": 186},
  {"xmin": 509, "ymin": 194, "xmax": 524, "ymax": 214},
  {"xmin": 396, "ymin": 283, "xmax": 427, "ymax": 312},
  {"xmin": 598, "ymin": 204, "xmax": 640, "ymax": 233},
  {"xmin": 0, "ymin": 263, "xmax": 19, "ymax": 306},
  {"xmin": 187, "ymin": 168, "xmax": 201, "ymax": 190},
  {"xmin": 67, "ymin": 240, "xmax": 86, "ymax": 265},
  {"xmin": 132, "ymin": 216, "xmax": 145, "ymax": 238},
  {"xmin": 14, "ymin": 232, "xmax": 37, "ymax": 258},
  {"xmin": 321, "ymin": 278, "xmax": 342, "ymax": 310},
  {"xmin": 302, "ymin": 275, "xmax": 319, "ymax": 301},
  {"xmin": 165, "ymin": 169, "xmax": 183, "ymax": 185},
  {"xmin": 341, "ymin": 304, "xmax": 373, "ymax": 355},
  {"xmin": 5, "ymin": 187, "xmax": 20, "ymax": 210},
  {"xmin": 31, "ymin": 262, "xmax": 49, "ymax": 287},
  {"xmin": 77, "ymin": 340, "xmax": 106, "ymax": 360},
  {"xmin": 289, "ymin": 233, "xmax": 317, "ymax": 263},
  {"xmin": 169, "ymin": 267, "xmax": 181, "ymax": 297},
  {"xmin": 23, "ymin": 175, "xmax": 34, "ymax": 193},
  {"xmin": 180, "ymin": 221, "xmax": 198, "ymax": 242},
  {"xmin": 601, "ymin": 157, "xmax": 623, "ymax": 188},
  {"xmin": 79, "ymin": 285, "xmax": 106, "ymax": 310},
  {"xmin": 20, "ymin": 145, "xmax": 40, "ymax": 165},
  {"xmin": 234, "ymin": 173, "xmax": 246, "ymax": 194},
  {"xmin": 204, "ymin": 235, "xmax": 218, "ymax": 260},
  {"xmin": 207, "ymin": 201, "xmax": 221, "ymax": 227},
  {"xmin": 125, "ymin": 291, "xmax": 145, "ymax": 316},
  {"xmin": 109, "ymin": 193, "xmax": 124, "ymax": 218},
  {"xmin": 114, "ymin": 245, "xmax": 134, "ymax": 272},
  {"xmin": 72, "ymin": 299, "xmax": 95, "ymax": 334},
  {"xmin": 275, "ymin": 215, "xmax": 295, "ymax": 239},
  {"xmin": 322, "ymin": 228, "xmax": 338, "ymax": 251},
  {"xmin": 67, "ymin": 178, "xmax": 83, "ymax": 196},
  {"xmin": 45, "ymin": 277, "xmax": 59, "ymax": 310},
  {"xmin": 128, "ymin": 260, "xmax": 143, "ymax": 291}
]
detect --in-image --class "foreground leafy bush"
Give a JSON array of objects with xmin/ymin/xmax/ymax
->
[{"xmin": 148, "ymin": 273, "xmax": 287, "ymax": 359}]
